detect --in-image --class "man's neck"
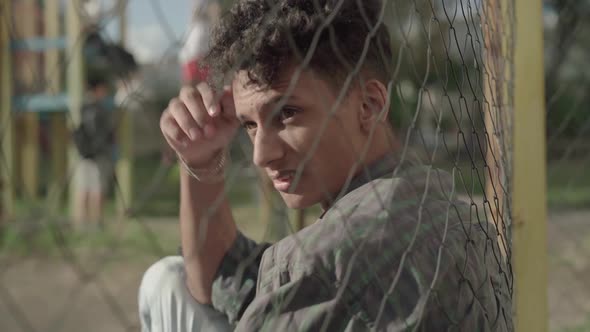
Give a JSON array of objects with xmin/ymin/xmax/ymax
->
[
  {"xmin": 320, "ymin": 144, "xmax": 399, "ymax": 211},
  {"xmin": 319, "ymin": 127, "xmax": 401, "ymax": 210}
]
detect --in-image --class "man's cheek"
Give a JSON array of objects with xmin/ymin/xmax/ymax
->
[{"xmin": 284, "ymin": 127, "xmax": 316, "ymax": 153}]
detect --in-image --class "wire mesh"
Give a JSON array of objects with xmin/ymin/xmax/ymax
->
[{"xmin": 0, "ymin": 0, "xmax": 586, "ymax": 331}]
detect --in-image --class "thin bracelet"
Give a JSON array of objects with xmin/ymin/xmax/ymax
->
[{"xmin": 178, "ymin": 149, "xmax": 228, "ymax": 183}]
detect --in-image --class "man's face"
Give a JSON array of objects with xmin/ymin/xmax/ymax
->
[{"xmin": 233, "ymin": 67, "xmax": 367, "ymax": 209}]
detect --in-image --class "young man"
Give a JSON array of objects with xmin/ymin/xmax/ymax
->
[{"xmin": 139, "ymin": 1, "xmax": 513, "ymax": 331}]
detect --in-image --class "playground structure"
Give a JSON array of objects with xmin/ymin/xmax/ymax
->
[{"xmin": 0, "ymin": 0, "xmax": 132, "ymax": 219}]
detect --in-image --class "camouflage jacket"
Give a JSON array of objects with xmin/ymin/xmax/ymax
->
[{"xmin": 211, "ymin": 155, "xmax": 513, "ymax": 331}]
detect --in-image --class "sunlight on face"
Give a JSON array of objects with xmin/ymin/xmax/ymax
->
[{"xmin": 232, "ymin": 67, "xmax": 367, "ymax": 209}]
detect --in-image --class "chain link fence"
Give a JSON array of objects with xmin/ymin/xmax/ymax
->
[{"xmin": 0, "ymin": 0, "xmax": 587, "ymax": 331}]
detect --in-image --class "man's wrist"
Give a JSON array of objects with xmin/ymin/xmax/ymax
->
[
  {"xmin": 178, "ymin": 149, "xmax": 228, "ymax": 183},
  {"xmin": 182, "ymin": 148, "xmax": 223, "ymax": 168}
]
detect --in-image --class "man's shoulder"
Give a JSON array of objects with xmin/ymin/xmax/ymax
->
[
  {"xmin": 320, "ymin": 165, "xmax": 468, "ymax": 239},
  {"xmin": 257, "ymin": 167, "xmax": 510, "ymax": 329},
  {"xmin": 268, "ymin": 167, "xmax": 475, "ymax": 276}
]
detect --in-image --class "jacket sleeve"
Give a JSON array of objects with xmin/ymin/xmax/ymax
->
[
  {"xmin": 234, "ymin": 272, "xmax": 349, "ymax": 332},
  {"xmin": 210, "ymin": 231, "xmax": 270, "ymax": 324}
]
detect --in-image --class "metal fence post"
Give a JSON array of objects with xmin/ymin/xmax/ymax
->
[
  {"xmin": 67, "ymin": 0, "xmax": 85, "ymax": 226},
  {"xmin": 45, "ymin": 0, "xmax": 67, "ymax": 214},
  {"xmin": 0, "ymin": 0, "xmax": 14, "ymax": 221},
  {"xmin": 513, "ymin": 0, "xmax": 548, "ymax": 330}
]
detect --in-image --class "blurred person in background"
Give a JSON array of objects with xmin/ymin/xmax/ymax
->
[
  {"xmin": 139, "ymin": 1, "xmax": 513, "ymax": 331},
  {"xmin": 72, "ymin": 77, "xmax": 115, "ymax": 230}
]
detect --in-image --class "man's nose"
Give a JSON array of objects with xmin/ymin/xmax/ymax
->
[{"xmin": 252, "ymin": 128, "xmax": 283, "ymax": 168}]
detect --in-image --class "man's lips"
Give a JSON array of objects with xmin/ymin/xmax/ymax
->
[{"xmin": 270, "ymin": 170, "xmax": 297, "ymax": 192}]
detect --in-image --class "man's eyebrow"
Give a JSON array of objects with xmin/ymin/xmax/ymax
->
[
  {"xmin": 261, "ymin": 94, "xmax": 298, "ymax": 112},
  {"xmin": 238, "ymin": 94, "xmax": 300, "ymax": 122}
]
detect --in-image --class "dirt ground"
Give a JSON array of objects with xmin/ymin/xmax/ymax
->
[
  {"xmin": 547, "ymin": 209, "xmax": 590, "ymax": 331},
  {"xmin": 1, "ymin": 210, "xmax": 589, "ymax": 332}
]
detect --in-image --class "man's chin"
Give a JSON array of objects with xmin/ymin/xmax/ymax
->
[{"xmin": 279, "ymin": 191, "xmax": 318, "ymax": 209}]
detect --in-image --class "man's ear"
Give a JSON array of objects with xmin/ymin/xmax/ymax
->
[{"xmin": 359, "ymin": 79, "xmax": 390, "ymax": 134}]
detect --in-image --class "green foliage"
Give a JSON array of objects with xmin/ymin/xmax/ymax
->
[
  {"xmin": 0, "ymin": 221, "xmax": 178, "ymax": 258},
  {"xmin": 562, "ymin": 316, "xmax": 590, "ymax": 332},
  {"xmin": 389, "ymin": 89, "xmax": 416, "ymax": 131},
  {"xmin": 547, "ymin": 159, "xmax": 590, "ymax": 209},
  {"xmin": 547, "ymin": 92, "xmax": 590, "ymax": 138}
]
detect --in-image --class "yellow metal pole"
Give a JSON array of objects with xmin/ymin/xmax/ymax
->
[
  {"xmin": 115, "ymin": 107, "xmax": 133, "ymax": 216},
  {"xmin": 294, "ymin": 209, "xmax": 305, "ymax": 231},
  {"xmin": 0, "ymin": 0, "xmax": 15, "ymax": 220},
  {"xmin": 15, "ymin": 0, "xmax": 40, "ymax": 201},
  {"xmin": 45, "ymin": 0, "xmax": 67, "ymax": 214},
  {"xmin": 258, "ymin": 170, "xmax": 289, "ymax": 242},
  {"xmin": 259, "ymin": 172, "xmax": 273, "ymax": 238},
  {"xmin": 67, "ymin": 0, "xmax": 85, "ymax": 226},
  {"xmin": 513, "ymin": 0, "xmax": 547, "ymax": 331},
  {"xmin": 115, "ymin": 0, "xmax": 133, "ymax": 217},
  {"xmin": 118, "ymin": 0, "xmax": 127, "ymax": 45}
]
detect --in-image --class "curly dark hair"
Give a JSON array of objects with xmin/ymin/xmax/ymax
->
[{"xmin": 204, "ymin": 0, "xmax": 393, "ymax": 89}]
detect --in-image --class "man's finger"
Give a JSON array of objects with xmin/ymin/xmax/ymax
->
[
  {"xmin": 161, "ymin": 110, "xmax": 189, "ymax": 148},
  {"xmin": 220, "ymin": 85, "xmax": 236, "ymax": 118},
  {"xmin": 168, "ymin": 98, "xmax": 202, "ymax": 141},
  {"xmin": 180, "ymin": 86, "xmax": 211, "ymax": 128},
  {"xmin": 196, "ymin": 82, "xmax": 220, "ymax": 116}
]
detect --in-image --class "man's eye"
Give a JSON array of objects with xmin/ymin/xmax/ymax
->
[
  {"xmin": 278, "ymin": 107, "xmax": 299, "ymax": 122},
  {"xmin": 242, "ymin": 121, "xmax": 257, "ymax": 130}
]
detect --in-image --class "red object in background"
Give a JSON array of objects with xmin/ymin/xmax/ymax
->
[{"xmin": 182, "ymin": 59, "xmax": 209, "ymax": 84}]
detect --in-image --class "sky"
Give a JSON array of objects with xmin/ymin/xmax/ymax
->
[
  {"xmin": 102, "ymin": 0, "xmax": 193, "ymax": 63},
  {"xmin": 95, "ymin": 0, "xmax": 557, "ymax": 65}
]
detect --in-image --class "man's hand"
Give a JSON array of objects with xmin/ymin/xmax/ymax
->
[
  {"xmin": 160, "ymin": 83, "xmax": 239, "ymax": 304},
  {"xmin": 160, "ymin": 83, "xmax": 239, "ymax": 168}
]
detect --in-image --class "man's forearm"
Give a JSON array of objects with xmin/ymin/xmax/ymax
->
[{"xmin": 179, "ymin": 168, "xmax": 237, "ymax": 304}]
